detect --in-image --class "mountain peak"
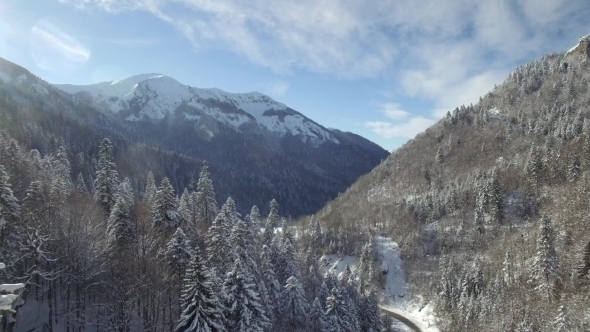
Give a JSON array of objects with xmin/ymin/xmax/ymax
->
[{"xmin": 54, "ymin": 73, "xmax": 340, "ymax": 145}]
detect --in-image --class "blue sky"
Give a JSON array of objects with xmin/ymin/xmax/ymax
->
[{"xmin": 1, "ymin": 0, "xmax": 590, "ymax": 150}]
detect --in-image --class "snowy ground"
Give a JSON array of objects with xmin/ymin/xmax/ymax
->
[{"xmin": 320, "ymin": 236, "xmax": 439, "ymax": 332}]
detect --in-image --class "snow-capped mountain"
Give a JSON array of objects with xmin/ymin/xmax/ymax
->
[
  {"xmin": 0, "ymin": 56, "xmax": 389, "ymax": 217},
  {"xmin": 56, "ymin": 74, "xmax": 338, "ymax": 146}
]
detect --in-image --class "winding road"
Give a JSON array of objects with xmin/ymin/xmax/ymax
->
[{"xmin": 379, "ymin": 306, "xmax": 423, "ymax": 332}]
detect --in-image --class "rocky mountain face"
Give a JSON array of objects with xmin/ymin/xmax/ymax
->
[
  {"xmin": 315, "ymin": 35, "xmax": 590, "ymax": 330},
  {"xmin": 0, "ymin": 57, "xmax": 388, "ymax": 216}
]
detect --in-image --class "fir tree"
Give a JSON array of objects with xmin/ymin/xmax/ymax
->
[
  {"xmin": 531, "ymin": 214, "xmax": 560, "ymax": 300},
  {"xmin": 75, "ymin": 172, "xmax": 87, "ymax": 193},
  {"xmin": 151, "ymin": 177, "xmax": 180, "ymax": 231},
  {"xmin": 278, "ymin": 237, "xmax": 301, "ymax": 284},
  {"xmin": 195, "ymin": 164, "xmax": 218, "ymax": 226},
  {"xmin": 267, "ymin": 199, "xmax": 280, "ymax": 229},
  {"xmin": 144, "ymin": 171, "xmax": 157, "ymax": 205},
  {"xmin": 106, "ymin": 195, "xmax": 134, "ymax": 254},
  {"xmin": 94, "ymin": 138, "xmax": 119, "ymax": 215},
  {"xmin": 178, "ymin": 189, "xmax": 192, "ymax": 229},
  {"xmin": 553, "ymin": 305, "xmax": 574, "ymax": 332},
  {"xmin": 230, "ymin": 220, "xmax": 258, "ymax": 276},
  {"xmin": 175, "ymin": 246, "xmax": 228, "ymax": 332},
  {"xmin": 309, "ymin": 297, "xmax": 327, "ymax": 332},
  {"xmin": 223, "ymin": 259, "xmax": 270, "ymax": 332},
  {"xmin": 117, "ymin": 177, "xmax": 134, "ymax": 207},
  {"xmin": 260, "ymin": 245, "xmax": 281, "ymax": 316},
  {"xmin": 281, "ymin": 276, "xmax": 309, "ymax": 330},
  {"xmin": 165, "ymin": 227, "xmax": 193, "ymax": 282},
  {"xmin": 0, "ymin": 165, "xmax": 20, "ymax": 231},
  {"xmin": 206, "ymin": 210, "xmax": 232, "ymax": 276},
  {"xmin": 325, "ymin": 287, "xmax": 355, "ymax": 332},
  {"xmin": 436, "ymin": 146, "xmax": 445, "ymax": 165},
  {"xmin": 359, "ymin": 290, "xmax": 383, "ymax": 332}
]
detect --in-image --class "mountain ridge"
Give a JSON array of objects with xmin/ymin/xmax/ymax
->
[
  {"xmin": 0, "ymin": 56, "xmax": 389, "ymax": 217},
  {"xmin": 54, "ymin": 74, "xmax": 342, "ymax": 147}
]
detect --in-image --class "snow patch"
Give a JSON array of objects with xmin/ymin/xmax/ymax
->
[
  {"xmin": 184, "ymin": 114, "xmax": 201, "ymax": 120},
  {"xmin": 54, "ymin": 74, "xmax": 338, "ymax": 145},
  {"xmin": 31, "ymin": 82, "xmax": 49, "ymax": 95},
  {"xmin": 319, "ymin": 254, "xmax": 357, "ymax": 279},
  {"xmin": 16, "ymin": 74, "xmax": 27, "ymax": 85},
  {"xmin": 375, "ymin": 236, "xmax": 439, "ymax": 332},
  {"xmin": 0, "ymin": 72, "xmax": 11, "ymax": 83}
]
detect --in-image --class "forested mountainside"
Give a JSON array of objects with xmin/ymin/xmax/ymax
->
[
  {"xmin": 0, "ymin": 57, "xmax": 388, "ymax": 217},
  {"xmin": 0, "ymin": 133, "xmax": 388, "ymax": 332},
  {"xmin": 316, "ymin": 35, "xmax": 590, "ymax": 331},
  {"xmin": 0, "ymin": 57, "xmax": 394, "ymax": 331}
]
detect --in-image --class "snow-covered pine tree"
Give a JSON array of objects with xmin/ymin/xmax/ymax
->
[
  {"xmin": 206, "ymin": 210, "xmax": 232, "ymax": 276},
  {"xmin": 151, "ymin": 177, "xmax": 180, "ymax": 232},
  {"xmin": 222, "ymin": 259, "xmax": 270, "ymax": 332},
  {"xmin": 178, "ymin": 189, "xmax": 192, "ymax": 230},
  {"xmin": 531, "ymin": 214, "xmax": 560, "ymax": 300},
  {"xmin": 260, "ymin": 244, "xmax": 281, "ymax": 318},
  {"xmin": 117, "ymin": 177, "xmax": 134, "ymax": 207},
  {"xmin": 487, "ymin": 169, "xmax": 503, "ymax": 224},
  {"xmin": 325, "ymin": 287, "xmax": 355, "ymax": 332},
  {"xmin": 514, "ymin": 310, "xmax": 534, "ymax": 332},
  {"xmin": 94, "ymin": 138, "xmax": 119, "ymax": 215},
  {"xmin": 165, "ymin": 227, "xmax": 193, "ymax": 282},
  {"xmin": 309, "ymin": 297, "xmax": 327, "ymax": 332},
  {"xmin": 75, "ymin": 172, "xmax": 88, "ymax": 193},
  {"xmin": 436, "ymin": 146, "xmax": 445, "ymax": 165},
  {"xmin": 553, "ymin": 305, "xmax": 574, "ymax": 332},
  {"xmin": 106, "ymin": 195, "xmax": 135, "ymax": 254},
  {"xmin": 194, "ymin": 164, "xmax": 218, "ymax": 227},
  {"xmin": 525, "ymin": 143, "xmax": 543, "ymax": 184},
  {"xmin": 281, "ymin": 276, "xmax": 309, "ymax": 330},
  {"xmin": 144, "ymin": 171, "xmax": 157, "ymax": 205},
  {"xmin": 278, "ymin": 237, "xmax": 302, "ymax": 284},
  {"xmin": 249, "ymin": 205, "xmax": 260, "ymax": 227},
  {"xmin": 230, "ymin": 220, "xmax": 258, "ymax": 275},
  {"xmin": 359, "ymin": 290, "xmax": 383, "ymax": 332},
  {"xmin": 175, "ymin": 246, "xmax": 228, "ymax": 332},
  {"xmin": 267, "ymin": 199, "xmax": 280, "ymax": 229},
  {"xmin": 0, "ymin": 165, "xmax": 19, "ymax": 233}
]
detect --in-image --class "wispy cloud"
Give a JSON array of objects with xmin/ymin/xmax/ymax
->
[
  {"xmin": 377, "ymin": 102, "xmax": 409, "ymax": 120},
  {"xmin": 102, "ymin": 37, "xmax": 161, "ymax": 46},
  {"xmin": 364, "ymin": 117, "xmax": 435, "ymax": 139},
  {"xmin": 30, "ymin": 17, "xmax": 90, "ymax": 73},
  {"xmin": 57, "ymin": 0, "xmax": 590, "ymax": 140},
  {"xmin": 267, "ymin": 81, "xmax": 290, "ymax": 97}
]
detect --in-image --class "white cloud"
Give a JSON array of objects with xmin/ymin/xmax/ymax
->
[
  {"xmin": 365, "ymin": 117, "xmax": 435, "ymax": 139},
  {"xmin": 102, "ymin": 37, "xmax": 160, "ymax": 46},
  {"xmin": 267, "ymin": 81, "xmax": 290, "ymax": 97},
  {"xmin": 57, "ymin": 0, "xmax": 590, "ymax": 135},
  {"xmin": 377, "ymin": 102, "xmax": 409, "ymax": 120},
  {"xmin": 29, "ymin": 18, "xmax": 90, "ymax": 73},
  {"xmin": 57, "ymin": 0, "xmax": 589, "ymax": 79}
]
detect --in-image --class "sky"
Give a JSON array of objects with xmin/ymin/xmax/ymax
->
[{"xmin": 1, "ymin": 0, "xmax": 590, "ymax": 150}]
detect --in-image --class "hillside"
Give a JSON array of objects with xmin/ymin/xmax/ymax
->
[
  {"xmin": 315, "ymin": 34, "xmax": 590, "ymax": 331},
  {"xmin": 0, "ymin": 57, "xmax": 388, "ymax": 216}
]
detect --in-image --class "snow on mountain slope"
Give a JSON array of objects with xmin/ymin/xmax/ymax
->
[{"xmin": 55, "ymin": 74, "xmax": 338, "ymax": 145}]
